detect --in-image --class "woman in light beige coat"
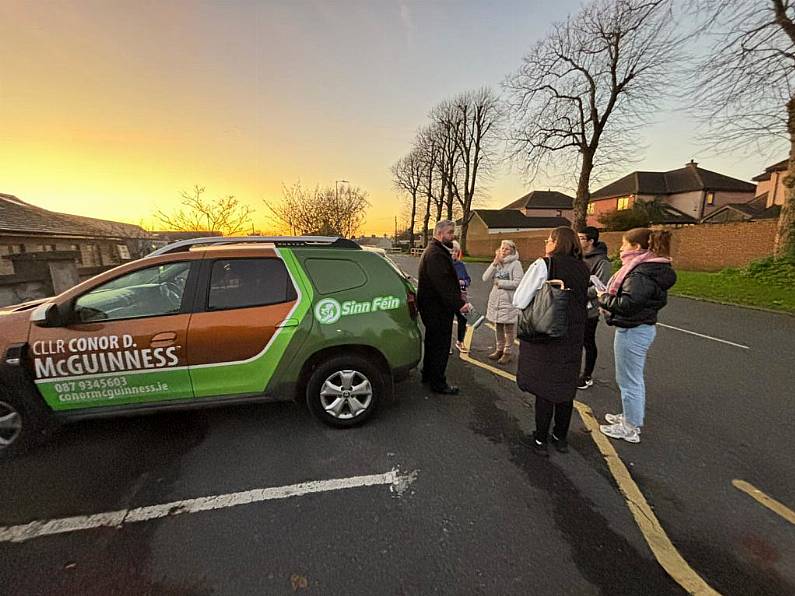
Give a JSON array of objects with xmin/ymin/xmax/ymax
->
[{"xmin": 482, "ymin": 240, "xmax": 523, "ymax": 364}]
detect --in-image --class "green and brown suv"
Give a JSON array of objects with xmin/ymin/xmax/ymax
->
[{"xmin": 0, "ymin": 237, "xmax": 421, "ymax": 455}]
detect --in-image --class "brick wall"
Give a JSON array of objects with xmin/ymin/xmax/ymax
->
[
  {"xmin": 466, "ymin": 220, "xmax": 778, "ymax": 271},
  {"xmin": 597, "ymin": 220, "xmax": 778, "ymax": 271},
  {"xmin": 467, "ymin": 230, "xmax": 550, "ymax": 262}
]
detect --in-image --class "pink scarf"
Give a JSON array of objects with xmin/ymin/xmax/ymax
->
[{"xmin": 607, "ymin": 249, "xmax": 672, "ymax": 295}]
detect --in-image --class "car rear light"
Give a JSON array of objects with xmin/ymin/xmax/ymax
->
[{"xmin": 406, "ymin": 289, "xmax": 418, "ymax": 320}]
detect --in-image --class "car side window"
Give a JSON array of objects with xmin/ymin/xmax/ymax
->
[
  {"xmin": 208, "ymin": 258, "xmax": 297, "ymax": 311},
  {"xmin": 74, "ymin": 262, "xmax": 191, "ymax": 323}
]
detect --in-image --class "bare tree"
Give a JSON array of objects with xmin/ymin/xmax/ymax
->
[
  {"xmin": 504, "ymin": 0, "xmax": 681, "ymax": 230},
  {"xmin": 429, "ymin": 105, "xmax": 464, "ymax": 222},
  {"xmin": 155, "ymin": 185, "xmax": 255, "ymax": 236},
  {"xmin": 415, "ymin": 125, "xmax": 442, "ymax": 246},
  {"xmin": 391, "ymin": 148, "xmax": 424, "ymax": 250},
  {"xmin": 437, "ymin": 88, "xmax": 502, "ymax": 253},
  {"xmin": 264, "ymin": 182, "xmax": 370, "ymax": 238},
  {"xmin": 691, "ymin": 0, "xmax": 795, "ymax": 257}
]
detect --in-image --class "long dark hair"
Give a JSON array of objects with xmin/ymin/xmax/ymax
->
[{"xmin": 549, "ymin": 226, "xmax": 583, "ymax": 259}]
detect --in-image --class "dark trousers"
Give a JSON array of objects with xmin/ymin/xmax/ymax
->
[
  {"xmin": 455, "ymin": 312, "xmax": 467, "ymax": 342},
  {"xmin": 582, "ymin": 317, "xmax": 599, "ymax": 377},
  {"xmin": 535, "ymin": 397, "xmax": 574, "ymax": 442},
  {"xmin": 420, "ymin": 309, "xmax": 454, "ymax": 389}
]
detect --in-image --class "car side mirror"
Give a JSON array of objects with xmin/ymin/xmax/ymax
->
[{"xmin": 30, "ymin": 303, "xmax": 64, "ymax": 328}]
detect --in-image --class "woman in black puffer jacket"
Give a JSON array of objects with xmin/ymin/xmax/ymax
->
[{"xmin": 597, "ymin": 228, "xmax": 676, "ymax": 444}]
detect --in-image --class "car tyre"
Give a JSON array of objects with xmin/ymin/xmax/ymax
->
[
  {"xmin": 306, "ymin": 356, "xmax": 383, "ymax": 428},
  {"xmin": 0, "ymin": 385, "xmax": 53, "ymax": 458}
]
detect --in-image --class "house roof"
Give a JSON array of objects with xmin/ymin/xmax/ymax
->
[
  {"xmin": 752, "ymin": 158, "xmax": 788, "ymax": 182},
  {"xmin": 652, "ymin": 205, "xmax": 698, "ymax": 225},
  {"xmin": 0, "ymin": 193, "xmax": 150, "ymax": 239},
  {"xmin": 592, "ymin": 162, "xmax": 756, "ymax": 200},
  {"xmin": 502, "ymin": 190, "xmax": 574, "ymax": 210},
  {"xmin": 701, "ymin": 200, "xmax": 781, "ymax": 223},
  {"xmin": 472, "ymin": 209, "xmax": 570, "ymax": 229}
]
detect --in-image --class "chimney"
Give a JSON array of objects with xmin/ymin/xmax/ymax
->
[{"xmin": 686, "ymin": 159, "xmax": 698, "ymax": 169}]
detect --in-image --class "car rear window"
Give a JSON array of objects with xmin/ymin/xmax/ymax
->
[
  {"xmin": 208, "ymin": 258, "xmax": 297, "ymax": 310},
  {"xmin": 304, "ymin": 258, "xmax": 367, "ymax": 294}
]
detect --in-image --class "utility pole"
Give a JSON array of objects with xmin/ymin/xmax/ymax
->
[{"xmin": 394, "ymin": 216, "xmax": 398, "ymax": 244}]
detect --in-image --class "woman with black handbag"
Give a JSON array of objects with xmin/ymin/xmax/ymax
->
[{"xmin": 512, "ymin": 227, "xmax": 589, "ymax": 456}]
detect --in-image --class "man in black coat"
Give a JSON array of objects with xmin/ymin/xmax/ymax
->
[{"xmin": 417, "ymin": 220, "xmax": 470, "ymax": 395}]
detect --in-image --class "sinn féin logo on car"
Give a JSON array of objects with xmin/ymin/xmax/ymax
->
[
  {"xmin": 314, "ymin": 298, "xmax": 342, "ymax": 325},
  {"xmin": 314, "ymin": 295, "xmax": 402, "ymax": 325}
]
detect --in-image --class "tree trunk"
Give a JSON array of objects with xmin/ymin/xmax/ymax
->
[
  {"xmin": 409, "ymin": 192, "xmax": 417, "ymax": 251},
  {"xmin": 573, "ymin": 151, "xmax": 595, "ymax": 230},
  {"xmin": 775, "ymin": 97, "xmax": 795, "ymax": 258},
  {"xmin": 422, "ymin": 193, "xmax": 432, "ymax": 247},
  {"xmin": 460, "ymin": 218, "xmax": 470, "ymax": 256}
]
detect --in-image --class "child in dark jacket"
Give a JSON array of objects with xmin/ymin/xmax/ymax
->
[{"xmin": 451, "ymin": 241, "xmax": 471, "ymax": 352}]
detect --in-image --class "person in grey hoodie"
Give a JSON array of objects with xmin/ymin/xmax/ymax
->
[
  {"xmin": 577, "ymin": 226, "xmax": 612, "ymax": 389},
  {"xmin": 482, "ymin": 240, "xmax": 523, "ymax": 365}
]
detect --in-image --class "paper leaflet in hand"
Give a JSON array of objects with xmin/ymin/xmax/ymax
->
[
  {"xmin": 464, "ymin": 305, "xmax": 485, "ymax": 329},
  {"xmin": 590, "ymin": 275, "xmax": 607, "ymax": 293}
]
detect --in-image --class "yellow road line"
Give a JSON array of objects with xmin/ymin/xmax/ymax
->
[
  {"xmin": 458, "ymin": 326, "xmax": 720, "ymax": 596},
  {"xmin": 732, "ymin": 480, "xmax": 795, "ymax": 525}
]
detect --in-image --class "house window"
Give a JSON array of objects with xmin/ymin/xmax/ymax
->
[
  {"xmin": 617, "ymin": 196, "xmax": 630, "ymax": 210},
  {"xmin": 117, "ymin": 244, "xmax": 131, "ymax": 260},
  {"xmin": 587, "ymin": 202, "xmax": 595, "ymax": 215},
  {"xmin": 706, "ymin": 191, "xmax": 715, "ymax": 206}
]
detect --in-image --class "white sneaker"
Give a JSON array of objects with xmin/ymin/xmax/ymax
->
[
  {"xmin": 604, "ymin": 413, "xmax": 641, "ymax": 433},
  {"xmin": 599, "ymin": 422, "xmax": 641, "ymax": 443}
]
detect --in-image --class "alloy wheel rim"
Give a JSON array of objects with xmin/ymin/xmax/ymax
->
[
  {"xmin": 319, "ymin": 369, "xmax": 373, "ymax": 420},
  {"xmin": 0, "ymin": 401, "xmax": 22, "ymax": 449}
]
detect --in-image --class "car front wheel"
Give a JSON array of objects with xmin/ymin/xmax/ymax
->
[
  {"xmin": 306, "ymin": 356, "xmax": 383, "ymax": 428},
  {"xmin": 0, "ymin": 388, "xmax": 51, "ymax": 458}
]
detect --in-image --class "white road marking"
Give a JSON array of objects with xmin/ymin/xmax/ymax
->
[
  {"xmin": 657, "ymin": 323, "xmax": 750, "ymax": 350},
  {"xmin": 0, "ymin": 468, "xmax": 415, "ymax": 544},
  {"xmin": 485, "ymin": 318, "xmax": 749, "ymax": 351}
]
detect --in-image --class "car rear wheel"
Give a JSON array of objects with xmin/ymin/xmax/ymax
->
[{"xmin": 306, "ymin": 356, "xmax": 383, "ymax": 428}]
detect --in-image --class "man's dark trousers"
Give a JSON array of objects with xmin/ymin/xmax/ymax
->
[
  {"xmin": 420, "ymin": 309, "xmax": 454, "ymax": 389},
  {"xmin": 583, "ymin": 317, "xmax": 599, "ymax": 378}
]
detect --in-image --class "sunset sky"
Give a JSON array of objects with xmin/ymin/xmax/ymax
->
[{"xmin": 0, "ymin": 1, "xmax": 782, "ymax": 235}]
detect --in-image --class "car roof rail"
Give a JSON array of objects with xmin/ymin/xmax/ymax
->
[{"xmin": 148, "ymin": 236, "xmax": 361, "ymax": 257}]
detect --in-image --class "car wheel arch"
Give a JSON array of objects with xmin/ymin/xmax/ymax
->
[{"xmin": 294, "ymin": 344, "xmax": 392, "ymax": 403}]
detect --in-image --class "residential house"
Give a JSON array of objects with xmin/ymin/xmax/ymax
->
[
  {"xmin": 502, "ymin": 190, "xmax": 575, "ymax": 220},
  {"xmin": 0, "ymin": 193, "xmax": 155, "ymax": 276},
  {"xmin": 465, "ymin": 209, "xmax": 571, "ymax": 242},
  {"xmin": 702, "ymin": 159, "xmax": 785, "ymax": 223},
  {"xmin": 587, "ymin": 161, "xmax": 756, "ymax": 227}
]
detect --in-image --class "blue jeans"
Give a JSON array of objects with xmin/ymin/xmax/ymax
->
[{"xmin": 614, "ymin": 325, "xmax": 657, "ymax": 428}]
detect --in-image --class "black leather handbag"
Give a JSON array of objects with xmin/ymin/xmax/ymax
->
[{"xmin": 517, "ymin": 257, "xmax": 571, "ymax": 341}]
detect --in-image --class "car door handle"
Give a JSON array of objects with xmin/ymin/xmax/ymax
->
[
  {"xmin": 151, "ymin": 332, "xmax": 177, "ymax": 346},
  {"xmin": 277, "ymin": 318, "xmax": 299, "ymax": 328}
]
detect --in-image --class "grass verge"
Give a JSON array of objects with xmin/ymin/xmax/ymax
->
[
  {"xmin": 672, "ymin": 269, "xmax": 794, "ymax": 313},
  {"xmin": 462, "ymin": 256, "xmax": 493, "ymax": 263}
]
